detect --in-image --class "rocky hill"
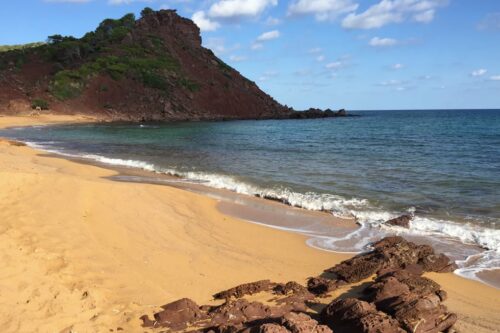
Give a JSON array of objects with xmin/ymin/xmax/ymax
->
[{"xmin": 0, "ymin": 9, "xmax": 299, "ymax": 121}]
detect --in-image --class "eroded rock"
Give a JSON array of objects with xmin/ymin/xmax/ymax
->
[{"xmin": 385, "ymin": 214, "xmax": 412, "ymax": 228}]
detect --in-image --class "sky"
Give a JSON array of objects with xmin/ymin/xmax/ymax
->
[{"xmin": 1, "ymin": 0, "xmax": 499, "ymax": 110}]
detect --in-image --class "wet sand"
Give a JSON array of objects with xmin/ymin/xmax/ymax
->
[{"xmin": 1, "ymin": 114, "xmax": 499, "ymax": 332}]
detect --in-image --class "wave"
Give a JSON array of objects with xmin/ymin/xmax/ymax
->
[{"xmin": 18, "ymin": 143, "xmax": 500, "ymax": 286}]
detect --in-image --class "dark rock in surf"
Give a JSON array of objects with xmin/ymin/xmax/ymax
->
[
  {"xmin": 324, "ymin": 236, "xmax": 457, "ymax": 286},
  {"xmin": 384, "ymin": 214, "xmax": 412, "ymax": 228}
]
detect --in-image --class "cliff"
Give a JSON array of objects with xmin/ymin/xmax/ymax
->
[{"xmin": 0, "ymin": 9, "xmax": 294, "ymax": 121}]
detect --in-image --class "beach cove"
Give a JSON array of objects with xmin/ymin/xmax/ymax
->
[{"xmin": 1, "ymin": 114, "xmax": 499, "ymax": 332}]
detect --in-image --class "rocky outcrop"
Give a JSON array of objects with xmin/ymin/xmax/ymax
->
[
  {"xmin": 384, "ymin": 214, "xmax": 412, "ymax": 228},
  {"xmin": 140, "ymin": 236, "xmax": 458, "ymax": 333},
  {"xmin": 364, "ymin": 269, "xmax": 457, "ymax": 333},
  {"xmin": 321, "ymin": 298, "xmax": 402, "ymax": 333},
  {"xmin": 289, "ymin": 108, "xmax": 351, "ymax": 119},
  {"xmin": 314, "ymin": 236, "xmax": 457, "ymax": 288}
]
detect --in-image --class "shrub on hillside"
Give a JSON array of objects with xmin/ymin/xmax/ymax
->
[{"xmin": 31, "ymin": 99, "xmax": 49, "ymax": 110}]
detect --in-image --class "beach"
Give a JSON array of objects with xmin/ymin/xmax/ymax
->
[{"xmin": 1, "ymin": 114, "xmax": 499, "ymax": 333}]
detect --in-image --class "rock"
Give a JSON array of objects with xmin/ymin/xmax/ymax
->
[
  {"xmin": 325, "ymin": 252, "xmax": 383, "ymax": 283},
  {"xmin": 281, "ymin": 312, "xmax": 332, "ymax": 333},
  {"xmin": 260, "ymin": 324, "xmax": 291, "ymax": 333},
  {"xmin": 209, "ymin": 299, "xmax": 274, "ymax": 328},
  {"xmin": 364, "ymin": 269, "xmax": 457, "ymax": 333},
  {"xmin": 141, "ymin": 298, "xmax": 207, "ymax": 329},
  {"xmin": 384, "ymin": 214, "xmax": 412, "ymax": 228},
  {"xmin": 321, "ymin": 298, "xmax": 402, "ymax": 333},
  {"xmin": 336, "ymin": 109, "xmax": 347, "ymax": 116},
  {"xmin": 420, "ymin": 253, "xmax": 458, "ymax": 273},
  {"xmin": 307, "ymin": 277, "xmax": 343, "ymax": 295},
  {"xmin": 273, "ymin": 281, "xmax": 309, "ymax": 296},
  {"xmin": 214, "ymin": 280, "xmax": 274, "ymax": 300},
  {"xmin": 325, "ymin": 237, "xmax": 457, "ymax": 284}
]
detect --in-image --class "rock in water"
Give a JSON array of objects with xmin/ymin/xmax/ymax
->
[{"xmin": 384, "ymin": 214, "xmax": 412, "ymax": 228}]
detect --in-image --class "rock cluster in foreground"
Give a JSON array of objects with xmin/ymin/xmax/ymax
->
[{"xmin": 140, "ymin": 236, "xmax": 458, "ymax": 333}]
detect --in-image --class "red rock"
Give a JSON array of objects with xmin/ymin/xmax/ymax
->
[
  {"xmin": 384, "ymin": 214, "xmax": 412, "ymax": 228},
  {"xmin": 214, "ymin": 280, "xmax": 274, "ymax": 300}
]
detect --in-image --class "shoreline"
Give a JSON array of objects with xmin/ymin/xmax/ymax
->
[
  {"xmin": 5, "ymin": 120, "xmax": 499, "ymax": 289},
  {"xmin": 1, "ymin": 114, "xmax": 500, "ymax": 332}
]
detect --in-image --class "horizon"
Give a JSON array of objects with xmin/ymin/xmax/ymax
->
[{"xmin": 1, "ymin": 0, "xmax": 499, "ymax": 110}]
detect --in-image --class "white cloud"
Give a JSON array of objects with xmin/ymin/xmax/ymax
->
[
  {"xmin": 478, "ymin": 13, "xmax": 500, "ymax": 31},
  {"xmin": 308, "ymin": 47, "xmax": 323, "ymax": 54},
  {"xmin": 324, "ymin": 55, "xmax": 351, "ymax": 71},
  {"xmin": 369, "ymin": 37, "xmax": 398, "ymax": 47},
  {"xmin": 256, "ymin": 30, "xmax": 280, "ymax": 41},
  {"xmin": 342, "ymin": 0, "xmax": 448, "ymax": 29},
  {"xmin": 378, "ymin": 79, "xmax": 410, "ymax": 91},
  {"xmin": 259, "ymin": 70, "xmax": 279, "ymax": 81},
  {"xmin": 192, "ymin": 11, "xmax": 220, "ymax": 31},
  {"xmin": 326, "ymin": 61, "xmax": 343, "ymax": 69},
  {"xmin": 490, "ymin": 75, "xmax": 500, "ymax": 81},
  {"xmin": 265, "ymin": 16, "xmax": 282, "ymax": 25},
  {"xmin": 208, "ymin": 0, "xmax": 278, "ymax": 19},
  {"xmin": 229, "ymin": 55, "xmax": 247, "ymax": 62},
  {"xmin": 316, "ymin": 55, "xmax": 325, "ymax": 62},
  {"xmin": 470, "ymin": 69, "xmax": 487, "ymax": 77},
  {"xmin": 251, "ymin": 42, "xmax": 264, "ymax": 50},
  {"xmin": 418, "ymin": 75, "xmax": 432, "ymax": 80},
  {"xmin": 414, "ymin": 9, "xmax": 434, "ymax": 23},
  {"xmin": 288, "ymin": 0, "xmax": 359, "ymax": 21},
  {"xmin": 392, "ymin": 63, "xmax": 404, "ymax": 70},
  {"xmin": 204, "ymin": 38, "xmax": 240, "ymax": 55},
  {"xmin": 379, "ymin": 79, "xmax": 402, "ymax": 86}
]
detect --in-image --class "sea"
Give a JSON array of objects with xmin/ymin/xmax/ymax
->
[{"xmin": 2, "ymin": 109, "xmax": 499, "ymax": 286}]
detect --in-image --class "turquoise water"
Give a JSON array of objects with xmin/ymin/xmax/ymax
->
[{"xmin": 2, "ymin": 109, "xmax": 499, "ymax": 283}]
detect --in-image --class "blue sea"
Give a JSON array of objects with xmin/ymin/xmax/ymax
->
[{"xmin": 2, "ymin": 109, "xmax": 499, "ymax": 285}]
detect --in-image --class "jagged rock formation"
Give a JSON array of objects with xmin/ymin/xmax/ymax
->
[
  {"xmin": 140, "ymin": 236, "xmax": 458, "ymax": 333},
  {"xmin": 0, "ymin": 9, "xmax": 345, "ymax": 121}
]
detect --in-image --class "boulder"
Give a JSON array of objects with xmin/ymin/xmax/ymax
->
[
  {"xmin": 140, "ymin": 298, "xmax": 207, "ymax": 329},
  {"xmin": 384, "ymin": 214, "xmax": 412, "ymax": 228},
  {"xmin": 325, "ymin": 237, "xmax": 457, "ymax": 285},
  {"xmin": 259, "ymin": 324, "xmax": 291, "ymax": 333},
  {"xmin": 281, "ymin": 312, "xmax": 332, "ymax": 333},
  {"xmin": 214, "ymin": 280, "xmax": 274, "ymax": 300},
  {"xmin": 321, "ymin": 298, "xmax": 402, "ymax": 333}
]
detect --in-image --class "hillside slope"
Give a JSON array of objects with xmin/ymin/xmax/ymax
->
[{"xmin": 0, "ymin": 9, "xmax": 293, "ymax": 121}]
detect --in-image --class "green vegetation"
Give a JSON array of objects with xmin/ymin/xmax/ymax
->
[
  {"xmin": 217, "ymin": 59, "xmax": 233, "ymax": 72},
  {"xmin": 0, "ymin": 42, "xmax": 45, "ymax": 53},
  {"xmin": 50, "ymin": 70, "xmax": 86, "ymax": 100},
  {"xmin": 179, "ymin": 78, "xmax": 200, "ymax": 92},
  {"xmin": 31, "ymin": 99, "xmax": 49, "ymax": 110},
  {"xmin": 1, "ymin": 9, "xmax": 202, "ymax": 101},
  {"xmin": 141, "ymin": 7, "xmax": 154, "ymax": 17}
]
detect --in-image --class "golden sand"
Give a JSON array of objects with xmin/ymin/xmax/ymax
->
[{"xmin": 0, "ymin": 115, "xmax": 499, "ymax": 333}]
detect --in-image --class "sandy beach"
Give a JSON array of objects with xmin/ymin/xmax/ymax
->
[{"xmin": 1, "ymin": 114, "xmax": 499, "ymax": 333}]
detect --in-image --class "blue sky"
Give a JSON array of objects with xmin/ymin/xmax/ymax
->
[{"xmin": 1, "ymin": 0, "xmax": 499, "ymax": 110}]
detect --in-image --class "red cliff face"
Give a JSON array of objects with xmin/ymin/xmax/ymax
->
[{"xmin": 0, "ymin": 10, "xmax": 291, "ymax": 121}]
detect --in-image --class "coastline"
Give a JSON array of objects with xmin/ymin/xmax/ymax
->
[{"xmin": 1, "ymin": 114, "xmax": 499, "ymax": 332}]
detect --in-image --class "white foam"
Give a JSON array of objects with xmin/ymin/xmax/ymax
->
[{"xmin": 81, "ymin": 154, "xmax": 157, "ymax": 172}]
